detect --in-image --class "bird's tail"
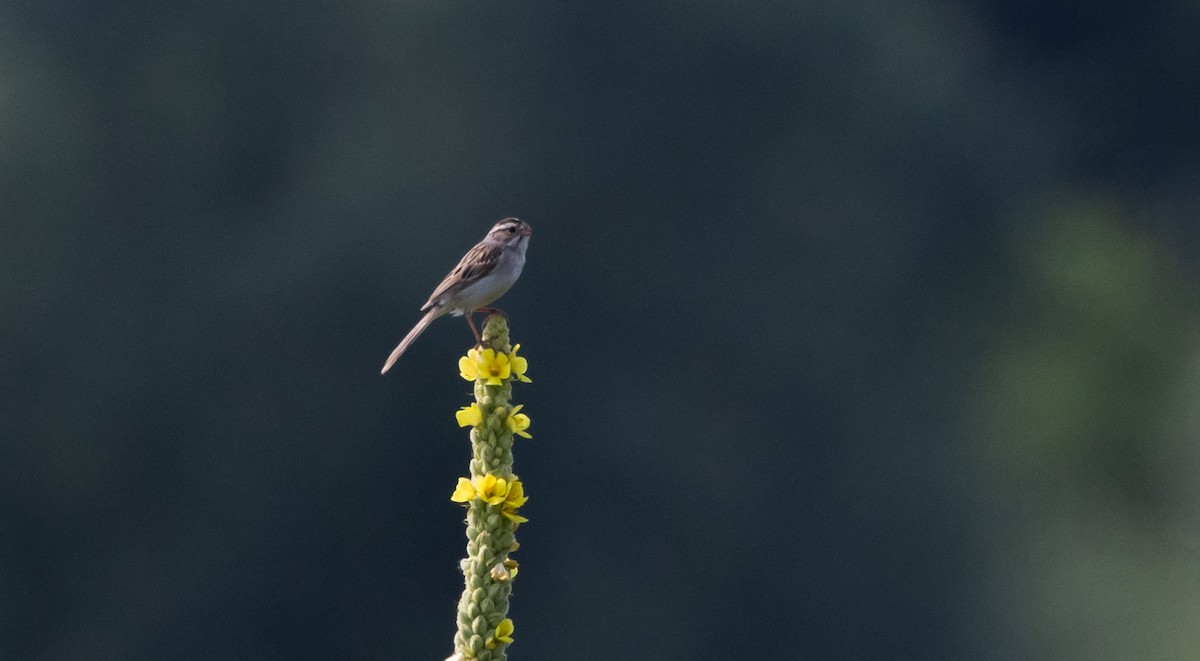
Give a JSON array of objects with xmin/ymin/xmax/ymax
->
[{"xmin": 381, "ymin": 308, "xmax": 439, "ymax": 374}]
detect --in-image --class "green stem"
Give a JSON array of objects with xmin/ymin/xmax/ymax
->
[{"xmin": 453, "ymin": 315, "xmax": 519, "ymax": 661}]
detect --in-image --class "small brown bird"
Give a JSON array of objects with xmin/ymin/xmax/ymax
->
[{"xmin": 381, "ymin": 218, "xmax": 532, "ymax": 374}]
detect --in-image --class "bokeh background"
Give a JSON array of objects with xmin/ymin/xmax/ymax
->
[{"xmin": 3, "ymin": 1, "xmax": 1199, "ymax": 659}]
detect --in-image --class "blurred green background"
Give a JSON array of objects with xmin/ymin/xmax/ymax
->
[{"xmin": 3, "ymin": 1, "xmax": 1199, "ymax": 659}]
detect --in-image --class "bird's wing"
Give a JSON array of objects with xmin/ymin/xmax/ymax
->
[{"xmin": 421, "ymin": 242, "xmax": 502, "ymax": 311}]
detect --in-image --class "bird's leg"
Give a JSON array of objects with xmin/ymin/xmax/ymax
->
[
  {"xmin": 471, "ymin": 308, "xmax": 507, "ymax": 349},
  {"xmin": 465, "ymin": 313, "xmax": 483, "ymax": 346}
]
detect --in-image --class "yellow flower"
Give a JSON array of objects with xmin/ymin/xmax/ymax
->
[
  {"xmin": 451, "ymin": 474, "xmax": 520, "ymax": 509},
  {"xmin": 509, "ymin": 344, "xmax": 532, "ymax": 383},
  {"xmin": 495, "ymin": 618, "xmax": 515, "ymax": 644},
  {"xmin": 475, "ymin": 474, "xmax": 508, "ymax": 505},
  {"xmin": 500, "ymin": 478, "xmax": 529, "ymax": 523},
  {"xmin": 487, "ymin": 618, "xmax": 515, "ymax": 649},
  {"xmin": 503, "ymin": 479, "xmax": 528, "ymax": 509},
  {"xmin": 505, "ymin": 405, "xmax": 532, "ymax": 439},
  {"xmin": 459, "ymin": 347, "xmax": 518, "ymax": 385},
  {"xmin": 477, "ymin": 349, "xmax": 511, "ymax": 385},
  {"xmin": 458, "ymin": 348, "xmax": 482, "ymax": 381},
  {"xmin": 450, "ymin": 477, "xmax": 475, "ymax": 503},
  {"xmin": 455, "ymin": 403, "xmax": 483, "ymax": 428}
]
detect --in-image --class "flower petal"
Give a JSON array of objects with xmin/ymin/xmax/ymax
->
[
  {"xmin": 495, "ymin": 619, "xmax": 514, "ymax": 644},
  {"xmin": 455, "ymin": 404, "xmax": 483, "ymax": 427},
  {"xmin": 450, "ymin": 478, "xmax": 475, "ymax": 502},
  {"xmin": 501, "ymin": 509, "xmax": 529, "ymax": 524},
  {"xmin": 458, "ymin": 356, "xmax": 478, "ymax": 381}
]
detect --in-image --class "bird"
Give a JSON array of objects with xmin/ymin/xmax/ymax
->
[{"xmin": 381, "ymin": 218, "xmax": 532, "ymax": 374}]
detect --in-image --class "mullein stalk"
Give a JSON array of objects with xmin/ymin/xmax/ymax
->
[{"xmin": 450, "ymin": 315, "xmax": 529, "ymax": 661}]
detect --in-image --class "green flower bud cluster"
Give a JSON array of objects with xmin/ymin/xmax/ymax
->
[{"xmin": 449, "ymin": 315, "xmax": 530, "ymax": 660}]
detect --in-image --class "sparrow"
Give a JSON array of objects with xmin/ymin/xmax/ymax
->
[{"xmin": 381, "ymin": 218, "xmax": 532, "ymax": 374}]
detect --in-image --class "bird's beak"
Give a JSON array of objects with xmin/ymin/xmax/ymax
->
[{"xmin": 520, "ymin": 226, "xmax": 533, "ymax": 237}]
